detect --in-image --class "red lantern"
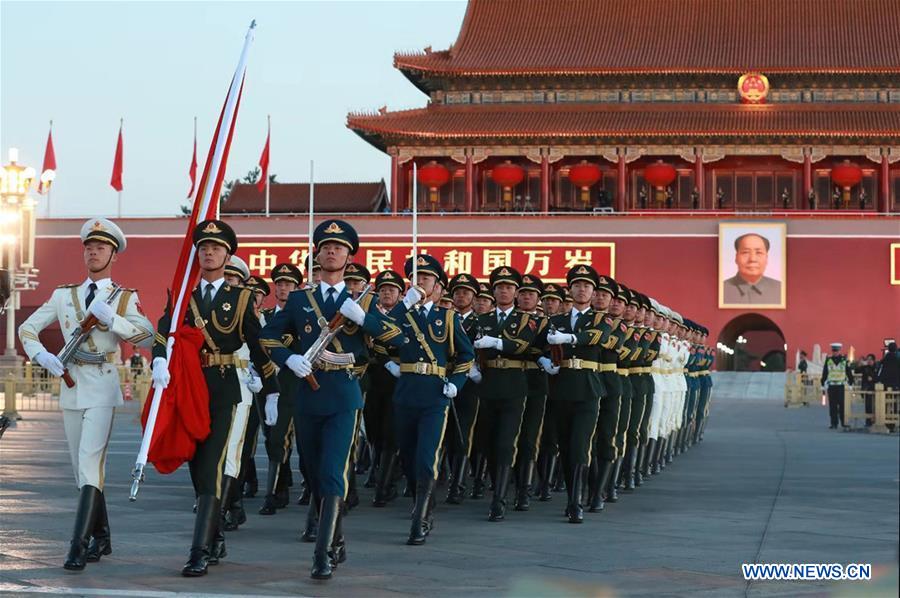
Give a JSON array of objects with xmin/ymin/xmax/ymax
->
[
  {"xmin": 416, "ymin": 161, "xmax": 451, "ymax": 207},
  {"xmin": 830, "ymin": 160, "xmax": 862, "ymax": 207},
  {"xmin": 491, "ymin": 160, "xmax": 525, "ymax": 204},
  {"xmin": 643, "ymin": 160, "xmax": 677, "ymax": 205},
  {"xmin": 568, "ymin": 160, "xmax": 602, "ymax": 206}
]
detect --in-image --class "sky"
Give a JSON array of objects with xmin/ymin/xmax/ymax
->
[{"xmin": 0, "ymin": 0, "xmax": 467, "ymax": 218}]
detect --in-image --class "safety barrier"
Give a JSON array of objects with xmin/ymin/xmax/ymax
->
[
  {"xmin": 0, "ymin": 364, "xmax": 150, "ymax": 419},
  {"xmin": 843, "ymin": 383, "xmax": 899, "ymax": 434},
  {"xmin": 784, "ymin": 372, "xmax": 821, "ymax": 408}
]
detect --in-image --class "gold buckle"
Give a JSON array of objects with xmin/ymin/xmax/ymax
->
[
  {"xmin": 195, "ymin": 316, "xmax": 206, "ymax": 328},
  {"xmin": 415, "ymin": 362, "xmax": 429, "ymax": 375},
  {"xmin": 571, "ymin": 358, "xmax": 583, "ymax": 369},
  {"xmin": 496, "ymin": 358, "xmax": 508, "ymax": 368}
]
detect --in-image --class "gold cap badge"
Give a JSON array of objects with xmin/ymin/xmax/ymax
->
[
  {"xmin": 202, "ymin": 222, "xmax": 222, "ymax": 234},
  {"xmin": 323, "ymin": 222, "xmax": 344, "ymax": 234}
]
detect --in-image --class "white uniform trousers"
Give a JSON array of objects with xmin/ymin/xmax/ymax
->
[
  {"xmin": 62, "ymin": 406, "xmax": 115, "ymax": 490},
  {"xmin": 224, "ymin": 367, "xmax": 254, "ymax": 478},
  {"xmin": 647, "ymin": 374, "xmax": 666, "ymax": 440}
]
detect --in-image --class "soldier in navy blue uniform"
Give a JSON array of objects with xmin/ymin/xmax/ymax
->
[
  {"xmin": 260, "ymin": 219, "xmax": 409, "ymax": 581},
  {"xmin": 695, "ymin": 327, "xmax": 714, "ymax": 442},
  {"xmin": 392, "ymin": 255, "xmax": 475, "ymax": 544},
  {"xmin": 443, "ymin": 273, "xmax": 483, "ymax": 505}
]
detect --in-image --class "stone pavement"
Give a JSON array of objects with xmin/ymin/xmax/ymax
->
[{"xmin": 0, "ymin": 399, "xmax": 897, "ymax": 597}]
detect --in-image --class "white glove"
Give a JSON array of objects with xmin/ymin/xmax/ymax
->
[
  {"xmin": 538, "ymin": 356, "xmax": 560, "ymax": 375},
  {"xmin": 88, "ymin": 299, "xmax": 115, "ymax": 326},
  {"xmin": 151, "ymin": 357, "xmax": 170, "ymax": 389},
  {"xmin": 402, "ymin": 286, "xmax": 423, "ymax": 309},
  {"xmin": 264, "ymin": 394, "xmax": 279, "ymax": 426},
  {"xmin": 34, "ymin": 351, "xmax": 65, "ymax": 377},
  {"xmin": 468, "ymin": 363, "xmax": 482, "ymax": 383},
  {"xmin": 247, "ymin": 374, "xmax": 263, "ymax": 393},
  {"xmin": 384, "ymin": 361, "xmax": 401, "ymax": 378},
  {"xmin": 547, "ymin": 331, "xmax": 576, "ymax": 345},
  {"xmin": 443, "ymin": 382, "xmax": 458, "ymax": 399},
  {"xmin": 286, "ymin": 354, "xmax": 313, "ymax": 378},
  {"xmin": 474, "ymin": 336, "xmax": 503, "ymax": 350},
  {"xmin": 339, "ymin": 299, "xmax": 366, "ymax": 326}
]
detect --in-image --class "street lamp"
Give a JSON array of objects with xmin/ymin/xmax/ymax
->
[{"xmin": 0, "ymin": 148, "xmax": 39, "ymax": 357}]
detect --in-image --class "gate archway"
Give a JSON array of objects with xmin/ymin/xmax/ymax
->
[{"xmin": 716, "ymin": 313, "xmax": 786, "ymax": 372}]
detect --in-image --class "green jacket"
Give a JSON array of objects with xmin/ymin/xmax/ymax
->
[{"xmin": 476, "ymin": 308, "xmax": 538, "ymax": 401}]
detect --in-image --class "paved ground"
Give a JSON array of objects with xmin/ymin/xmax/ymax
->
[{"xmin": 0, "ymin": 399, "xmax": 897, "ymax": 598}]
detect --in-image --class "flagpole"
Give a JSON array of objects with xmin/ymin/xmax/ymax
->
[
  {"xmin": 412, "ymin": 160, "xmax": 418, "ymax": 280},
  {"xmin": 308, "ymin": 159, "xmax": 314, "ymax": 280},
  {"xmin": 46, "ymin": 120, "xmax": 53, "ymax": 217},
  {"xmin": 265, "ymin": 115, "xmax": 271, "ymax": 217},
  {"xmin": 130, "ymin": 20, "xmax": 256, "ymax": 501},
  {"xmin": 118, "ymin": 118, "xmax": 123, "ymax": 217}
]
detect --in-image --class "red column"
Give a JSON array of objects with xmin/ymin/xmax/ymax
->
[
  {"xmin": 465, "ymin": 154, "xmax": 474, "ymax": 213},
  {"xmin": 802, "ymin": 149, "xmax": 812, "ymax": 208},
  {"xmin": 540, "ymin": 155, "xmax": 550, "ymax": 213},
  {"xmin": 617, "ymin": 153, "xmax": 627, "ymax": 211},
  {"xmin": 390, "ymin": 155, "xmax": 399, "ymax": 214},
  {"xmin": 880, "ymin": 152, "xmax": 890, "ymax": 213},
  {"xmin": 694, "ymin": 151, "xmax": 704, "ymax": 209}
]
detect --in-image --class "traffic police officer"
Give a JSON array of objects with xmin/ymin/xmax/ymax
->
[
  {"xmin": 20, "ymin": 218, "xmax": 154, "ymax": 571},
  {"xmin": 393, "ymin": 255, "xmax": 474, "ymax": 544},
  {"xmin": 260, "ymin": 219, "xmax": 409, "ymax": 580},
  {"xmin": 822, "ymin": 342, "xmax": 854, "ymax": 429}
]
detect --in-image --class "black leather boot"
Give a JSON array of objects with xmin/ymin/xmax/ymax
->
[
  {"xmin": 209, "ymin": 524, "xmax": 226, "ymax": 565},
  {"xmin": 589, "ymin": 460, "xmax": 612, "ymax": 513},
  {"xmin": 665, "ymin": 433, "xmax": 675, "ymax": 464},
  {"xmin": 566, "ymin": 465, "xmax": 586, "ymax": 523},
  {"xmin": 408, "ymin": 477, "xmax": 436, "ymax": 545},
  {"xmin": 535, "ymin": 452, "xmax": 553, "ymax": 501},
  {"xmin": 259, "ymin": 462, "xmax": 280, "ymax": 515},
  {"xmin": 219, "ymin": 475, "xmax": 236, "ymax": 531},
  {"xmin": 364, "ymin": 448, "xmax": 379, "ymax": 489},
  {"xmin": 653, "ymin": 438, "xmax": 666, "ymax": 473},
  {"xmin": 274, "ymin": 464, "xmax": 290, "ymax": 509},
  {"xmin": 373, "ymin": 452, "xmax": 398, "ymax": 507},
  {"xmin": 514, "ymin": 460, "xmax": 534, "ymax": 511},
  {"xmin": 63, "ymin": 485, "xmax": 101, "ymax": 571},
  {"xmin": 641, "ymin": 439, "xmax": 656, "ymax": 478},
  {"xmin": 85, "ymin": 490, "xmax": 111, "ymax": 563},
  {"xmin": 445, "ymin": 454, "xmax": 468, "ymax": 505},
  {"xmin": 223, "ymin": 474, "xmax": 246, "ymax": 531},
  {"xmin": 182, "ymin": 495, "xmax": 219, "ymax": 577},
  {"xmin": 622, "ymin": 447, "xmax": 637, "ymax": 492},
  {"xmin": 633, "ymin": 444, "xmax": 644, "ymax": 488},
  {"xmin": 298, "ymin": 480, "xmax": 311, "ymax": 506},
  {"xmin": 242, "ymin": 460, "xmax": 258, "ymax": 498},
  {"xmin": 488, "ymin": 466, "xmax": 511, "ymax": 521},
  {"xmin": 470, "ymin": 454, "xmax": 487, "ymax": 499},
  {"xmin": 345, "ymin": 468, "xmax": 359, "ymax": 511},
  {"xmin": 300, "ymin": 493, "xmax": 320, "ymax": 542},
  {"xmin": 606, "ymin": 458, "xmax": 623, "ymax": 503},
  {"xmin": 331, "ymin": 507, "xmax": 346, "ymax": 565},
  {"xmin": 310, "ymin": 496, "xmax": 340, "ymax": 580}
]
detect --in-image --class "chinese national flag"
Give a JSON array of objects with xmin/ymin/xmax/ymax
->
[
  {"xmin": 256, "ymin": 128, "xmax": 269, "ymax": 193},
  {"xmin": 38, "ymin": 129, "xmax": 57, "ymax": 194},
  {"xmin": 187, "ymin": 127, "xmax": 197, "ymax": 198},
  {"xmin": 110, "ymin": 123, "xmax": 124, "ymax": 192}
]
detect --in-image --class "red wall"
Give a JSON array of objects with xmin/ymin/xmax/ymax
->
[{"xmin": 8, "ymin": 220, "xmax": 899, "ymax": 367}]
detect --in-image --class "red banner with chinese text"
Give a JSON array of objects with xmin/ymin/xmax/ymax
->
[{"xmin": 236, "ymin": 237, "xmax": 615, "ymax": 284}]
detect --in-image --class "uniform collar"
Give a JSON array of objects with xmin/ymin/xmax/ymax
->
[
  {"xmin": 496, "ymin": 305, "xmax": 514, "ymax": 319},
  {"xmin": 319, "ymin": 279, "xmax": 345, "ymax": 298},
  {"xmin": 198, "ymin": 277, "xmax": 226, "ymax": 294},
  {"xmin": 459, "ymin": 310, "xmax": 474, "ymax": 320},
  {"xmin": 83, "ymin": 277, "xmax": 112, "ymax": 290},
  {"xmin": 418, "ymin": 301, "xmax": 434, "ymax": 316}
]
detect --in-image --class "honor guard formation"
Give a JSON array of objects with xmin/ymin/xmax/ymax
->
[{"xmin": 20, "ymin": 217, "xmax": 715, "ymax": 581}]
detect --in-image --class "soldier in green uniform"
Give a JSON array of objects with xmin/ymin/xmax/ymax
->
[
  {"xmin": 444, "ymin": 273, "xmax": 483, "ymax": 504},
  {"xmin": 694, "ymin": 327, "xmax": 713, "ymax": 443},
  {"xmin": 342, "ymin": 262, "xmax": 372, "ymax": 510},
  {"xmin": 513, "ymin": 274, "xmax": 551, "ymax": 511},
  {"xmin": 392, "ymin": 255, "xmax": 475, "ymax": 544},
  {"xmin": 535, "ymin": 282, "xmax": 566, "ymax": 501},
  {"xmin": 367, "ymin": 269, "xmax": 404, "ymax": 507},
  {"xmin": 254, "ymin": 263, "xmax": 303, "ymax": 517},
  {"xmin": 469, "ymin": 282, "xmax": 495, "ymax": 498},
  {"xmin": 544, "ymin": 265, "xmax": 616, "ymax": 523},
  {"xmin": 474, "ymin": 282, "xmax": 495, "ymax": 315},
  {"xmin": 472, "ymin": 266, "xmax": 539, "ymax": 521},
  {"xmin": 151, "ymin": 220, "xmax": 279, "ymax": 577},
  {"xmin": 822, "ymin": 342, "xmax": 854, "ymax": 429},
  {"xmin": 605, "ymin": 284, "xmax": 639, "ymax": 503},
  {"xmin": 629, "ymin": 293, "xmax": 660, "ymax": 489},
  {"xmin": 586, "ymin": 275, "xmax": 627, "ymax": 513},
  {"xmin": 619, "ymin": 290, "xmax": 651, "ymax": 492}
]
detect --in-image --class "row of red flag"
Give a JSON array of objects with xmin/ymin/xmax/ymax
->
[{"xmin": 33, "ymin": 119, "xmax": 271, "ymax": 198}]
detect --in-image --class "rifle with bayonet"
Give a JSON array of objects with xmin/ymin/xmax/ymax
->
[{"xmin": 57, "ymin": 284, "xmax": 123, "ymax": 388}]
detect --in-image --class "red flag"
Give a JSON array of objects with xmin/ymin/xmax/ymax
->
[
  {"xmin": 110, "ymin": 122, "xmax": 124, "ymax": 192},
  {"xmin": 256, "ymin": 127, "xmax": 269, "ymax": 193},
  {"xmin": 38, "ymin": 128, "xmax": 57, "ymax": 194},
  {"xmin": 187, "ymin": 120, "xmax": 197, "ymax": 198}
]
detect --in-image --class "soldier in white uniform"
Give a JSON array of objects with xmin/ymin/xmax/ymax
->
[{"xmin": 18, "ymin": 218, "xmax": 153, "ymax": 571}]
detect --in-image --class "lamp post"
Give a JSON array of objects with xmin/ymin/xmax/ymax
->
[{"xmin": 0, "ymin": 148, "xmax": 38, "ymax": 359}]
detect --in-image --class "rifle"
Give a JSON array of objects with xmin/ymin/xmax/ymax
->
[
  {"xmin": 302, "ymin": 284, "xmax": 372, "ymax": 391},
  {"xmin": 57, "ymin": 284, "xmax": 123, "ymax": 388}
]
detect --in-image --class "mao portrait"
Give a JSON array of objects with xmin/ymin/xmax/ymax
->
[{"xmin": 719, "ymin": 223, "xmax": 786, "ymax": 309}]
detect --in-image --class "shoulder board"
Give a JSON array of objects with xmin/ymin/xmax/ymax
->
[
  {"xmin": 57, "ymin": 283, "xmax": 80, "ymax": 289},
  {"xmin": 359, "ymin": 293, "xmax": 374, "ymax": 311}
]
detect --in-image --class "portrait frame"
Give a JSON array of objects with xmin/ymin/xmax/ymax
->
[{"xmin": 718, "ymin": 222, "xmax": 787, "ymax": 309}]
